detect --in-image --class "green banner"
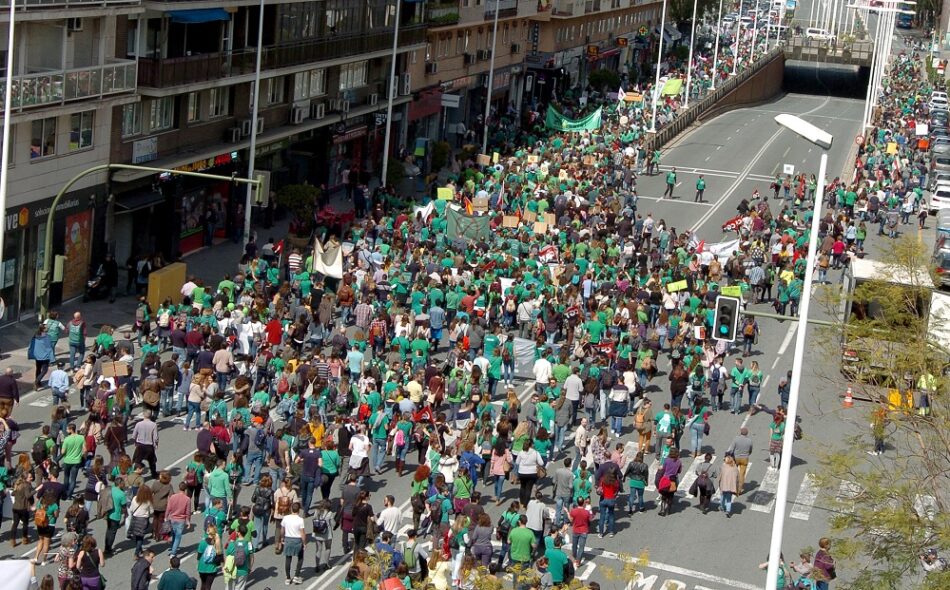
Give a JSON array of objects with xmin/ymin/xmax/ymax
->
[
  {"xmin": 661, "ymin": 78, "xmax": 684, "ymax": 96},
  {"xmin": 545, "ymin": 106, "xmax": 603, "ymax": 132}
]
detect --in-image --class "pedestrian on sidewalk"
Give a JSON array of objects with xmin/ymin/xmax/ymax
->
[{"xmin": 28, "ymin": 325, "xmax": 55, "ymax": 390}]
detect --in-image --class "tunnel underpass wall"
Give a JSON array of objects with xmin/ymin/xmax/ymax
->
[{"xmin": 697, "ymin": 54, "xmax": 786, "ymax": 123}]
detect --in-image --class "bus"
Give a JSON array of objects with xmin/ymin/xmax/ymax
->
[{"xmin": 897, "ymin": 13, "xmax": 914, "ymax": 29}]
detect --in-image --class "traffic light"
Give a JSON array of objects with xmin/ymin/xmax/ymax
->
[{"xmin": 713, "ymin": 296, "xmax": 741, "ymax": 342}]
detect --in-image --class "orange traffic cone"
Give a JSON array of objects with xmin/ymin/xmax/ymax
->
[{"xmin": 842, "ymin": 386, "xmax": 854, "ymax": 408}]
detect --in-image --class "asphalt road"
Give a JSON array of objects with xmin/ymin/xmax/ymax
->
[{"xmin": 0, "ymin": 67, "xmax": 886, "ymax": 590}]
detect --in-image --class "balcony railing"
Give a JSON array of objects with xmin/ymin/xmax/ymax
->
[
  {"xmin": 1, "ymin": 59, "xmax": 137, "ymax": 111},
  {"xmin": 552, "ymin": 1, "xmax": 575, "ymax": 16},
  {"xmin": 426, "ymin": 2, "xmax": 459, "ymax": 25},
  {"xmin": 0, "ymin": 0, "xmax": 139, "ymax": 8},
  {"xmin": 139, "ymin": 25, "xmax": 427, "ymax": 88},
  {"xmin": 485, "ymin": 0, "xmax": 518, "ymax": 20}
]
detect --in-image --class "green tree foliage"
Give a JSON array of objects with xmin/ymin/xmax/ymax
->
[
  {"xmin": 588, "ymin": 68, "xmax": 621, "ymax": 92},
  {"xmin": 668, "ymin": 0, "xmax": 718, "ymax": 25},
  {"xmin": 812, "ymin": 237, "xmax": 949, "ymax": 589},
  {"xmin": 274, "ymin": 184, "xmax": 319, "ymax": 228}
]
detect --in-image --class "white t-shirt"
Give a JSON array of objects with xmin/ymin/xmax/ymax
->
[
  {"xmin": 282, "ymin": 513, "xmax": 305, "ymax": 539},
  {"xmin": 377, "ymin": 506, "xmax": 402, "ymax": 534},
  {"xmin": 349, "ymin": 434, "xmax": 370, "ymax": 468}
]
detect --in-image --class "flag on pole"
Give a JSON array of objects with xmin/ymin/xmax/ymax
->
[{"xmin": 618, "ymin": 86, "xmax": 625, "ymax": 107}]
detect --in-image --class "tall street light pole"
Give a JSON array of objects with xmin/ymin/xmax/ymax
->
[
  {"xmin": 649, "ymin": 0, "xmax": 669, "ymax": 133},
  {"xmin": 733, "ymin": 0, "xmax": 744, "ymax": 76},
  {"xmin": 381, "ymin": 0, "xmax": 402, "ymax": 187},
  {"xmin": 768, "ymin": 113, "xmax": 833, "ymax": 590},
  {"xmin": 482, "ymin": 0, "xmax": 501, "ymax": 155},
  {"xmin": 750, "ymin": 4, "xmax": 760, "ymax": 64},
  {"xmin": 0, "ymin": 2, "xmax": 16, "ymax": 271},
  {"xmin": 243, "ymin": 0, "xmax": 265, "ymax": 243},
  {"xmin": 685, "ymin": 0, "xmax": 699, "ymax": 107},
  {"xmin": 711, "ymin": 0, "xmax": 725, "ymax": 90}
]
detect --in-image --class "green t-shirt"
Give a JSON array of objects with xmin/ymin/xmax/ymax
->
[
  {"xmin": 109, "ymin": 486, "xmax": 127, "ymax": 522},
  {"xmin": 225, "ymin": 539, "xmax": 252, "ymax": 576},
  {"xmin": 545, "ymin": 547, "xmax": 570, "ymax": 583},
  {"xmin": 508, "ymin": 526, "xmax": 536, "ymax": 562},
  {"xmin": 61, "ymin": 433, "xmax": 85, "ymax": 466}
]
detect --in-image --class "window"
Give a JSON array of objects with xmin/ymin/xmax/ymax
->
[
  {"xmin": 293, "ymin": 70, "xmax": 325, "ymax": 100},
  {"xmin": 122, "ymin": 103, "xmax": 142, "ymax": 137},
  {"xmin": 464, "ymin": 30, "xmax": 470, "ymax": 52},
  {"xmin": 309, "ymin": 69, "xmax": 326, "ymax": 96},
  {"xmin": 68, "ymin": 111, "xmax": 94, "ymax": 151},
  {"xmin": 266, "ymin": 77, "xmax": 285, "ymax": 105},
  {"xmin": 30, "ymin": 117, "xmax": 56, "ymax": 159},
  {"xmin": 425, "ymin": 42, "xmax": 432, "ymax": 61},
  {"xmin": 186, "ymin": 92, "xmax": 201, "ymax": 123},
  {"xmin": 503, "ymin": 24, "xmax": 509, "ymax": 45},
  {"xmin": 338, "ymin": 61, "xmax": 367, "ymax": 91},
  {"xmin": 148, "ymin": 97, "xmax": 174, "ymax": 132},
  {"xmin": 209, "ymin": 87, "xmax": 230, "ymax": 118},
  {"xmin": 456, "ymin": 33, "xmax": 463, "ymax": 54}
]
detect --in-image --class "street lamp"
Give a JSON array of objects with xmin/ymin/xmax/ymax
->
[
  {"xmin": 482, "ymin": 0, "xmax": 501, "ymax": 155},
  {"xmin": 733, "ymin": 0, "xmax": 744, "ymax": 76},
  {"xmin": 750, "ymin": 3, "xmax": 760, "ymax": 64},
  {"xmin": 649, "ymin": 0, "xmax": 669, "ymax": 133},
  {"xmin": 685, "ymin": 0, "xmax": 699, "ymax": 107},
  {"xmin": 381, "ymin": 0, "xmax": 403, "ymax": 187},
  {"xmin": 850, "ymin": 1, "xmax": 915, "ymax": 128},
  {"xmin": 711, "ymin": 0, "xmax": 725, "ymax": 91},
  {"xmin": 767, "ymin": 113, "xmax": 833, "ymax": 590},
  {"xmin": 242, "ymin": 0, "xmax": 265, "ymax": 243}
]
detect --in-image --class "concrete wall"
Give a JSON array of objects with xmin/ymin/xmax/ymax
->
[{"xmin": 698, "ymin": 53, "xmax": 786, "ymax": 123}]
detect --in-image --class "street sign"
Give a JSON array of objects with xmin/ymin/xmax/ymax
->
[
  {"xmin": 441, "ymin": 94, "xmax": 461, "ymax": 109},
  {"xmin": 855, "ymin": 134, "xmax": 864, "ymax": 145}
]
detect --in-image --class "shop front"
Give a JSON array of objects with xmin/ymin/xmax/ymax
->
[
  {"xmin": 164, "ymin": 151, "xmax": 241, "ymax": 256},
  {"xmin": 2, "ymin": 189, "xmax": 99, "ymax": 323}
]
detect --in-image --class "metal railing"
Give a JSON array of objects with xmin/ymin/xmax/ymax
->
[
  {"xmin": 426, "ymin": 1, "xmax": 460, "ymax": 25},
  {"xmin": 485, "ymin": 0, "xmax": 518, "ymax": 19},
  {"xmin": 0, "ymin": 0, "xmax": 138, "ymax": 7},
  {"xmin": 138, "ymin": 25, "xmax": 427, "ymax": 88},
  {"xmin": 1, "ymin": 59, "xmax": 137, "ymax": 111}
]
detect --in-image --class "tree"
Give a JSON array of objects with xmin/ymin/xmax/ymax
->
[
  {"xmin": 274, "ymin": 184, "xmax": 319, "ymax": 236},
  {"xmin": 588, "ymin": 68, "xmax": 621, "ymax": 92},
  {"xmin": 811, "ymin": 236, "xmax": 950, "ymax": 589},
  {"xmin": 668, "ymin": 0, "xmax": 718, "ymax": 26}
]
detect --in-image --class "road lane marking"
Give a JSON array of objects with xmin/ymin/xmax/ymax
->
[
  {"xmin": 782, "ymin": 146, "xmax": 791, "ymax": 158},
  {"xmin": 599, "ymin": 550, "xmax": 763, "ymax": 590},
  {"xmin": 789, "ymin": 473, "xmax": 820, "ymax": 520},
  {"xmin": 577, "ymin": 562, "xmax": 597, "ymax": 580},
  {"xmin": 748, "ymin": 466, "xmax": 781, "ymax": 513},
  {"xmin": 777, "ymin": 323, "xmax": 797, "ymax": 356}
]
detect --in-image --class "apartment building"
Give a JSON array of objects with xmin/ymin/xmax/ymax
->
[
  {"xmin": 527, "ymin": 0, "xmax": 664, "ymax": 104},
  {"xmin": 1, "ymin": 0, "xmax": 141, "ymax": 322}
]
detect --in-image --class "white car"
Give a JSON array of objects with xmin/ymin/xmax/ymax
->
[
  {"xmin": 932, "ymin": 91, "xmax": 948, "ymax": 102},
  {"xmin": 805, "ymin": 27, "xmax": 834, "ymax": 41},
  {"xmin": 929, "ymin": 186, "xmax": 950, "ymax": 213},
  {"xmin": 930, "ymin": 96, "xmax": 949, "ymax": 110}
]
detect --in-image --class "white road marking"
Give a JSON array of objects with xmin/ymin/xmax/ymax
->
[
  {"xmin": 705, "ymin": 156, "xmax": 711, "ymax": 161},
  {"xmin": 577, "ymin": 561, "xmax": 597, "ymax": 580},
  {"xmin": 782, "ymin": 146, "xmax": 791, "ymax": 157},
  {"xmin": 677, "ymin": 455, "xmax": 716, "ymax": 498},
  {"xmin": 749, "ymin": 466, "xmax": 781, "ymax": 513},
  {"xmin": 789, "ymin": 473, "xmax": 820, "ymax": 521},
  {"xmin": 646, "ymin": 458, "xmax": 660, "ymax": 492},
  {"xmin": 716, "ymin": 145, "xmax": 722, "ymax": 150},
  {"xmin": 599, "ymin": 550, "xmax": 763, "ymax": 590},
  {"xmin": 777, "ymin": 323, "xmax": 798, "ymax": 355}
]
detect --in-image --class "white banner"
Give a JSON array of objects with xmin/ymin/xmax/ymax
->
[
  {"xmin": 513, "ymin": 337, "xmax": 538, "ymax": 379},
  {"xmin": 312, "ymin": 239, "xmax": 343, "ymax": 279},
  {"xmin": 0, "ymin": 561, "xmax": 34, "ymax": 590},
  {"xmin": 705, "ymin": 238, "xmax": 741, "ymax": 264}
]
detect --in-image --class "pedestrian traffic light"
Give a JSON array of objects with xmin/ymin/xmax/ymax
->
[{"xmin": 713, "ymin": 296, "xmax": 741, "ymax": 342}]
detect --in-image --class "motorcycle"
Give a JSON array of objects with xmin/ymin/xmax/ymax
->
[{"xmin": 83, "ymin": 268, "xmax": 111, "ymax": 302}]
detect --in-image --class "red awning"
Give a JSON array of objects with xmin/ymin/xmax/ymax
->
[{"xmin": 409, "ymin": 88, "xmax": 443, "ymax": 121}]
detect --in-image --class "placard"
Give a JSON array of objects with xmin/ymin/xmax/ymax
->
[
  {"xmin": 886, "ymin": 142, "xmax": 898, "ymax": 155},
  {"xmin": 503, "ymin": 215, "xmax": 520, "ymax": 228},
  {"xmin": 558, "ymin": 169, "xmax": 569, "ymax": 180},
  {"xmin": 472, "ymin": 197, "xmax": 489, "ymax": 212},
  {"xmin": 101, "ymin": 360, "xmax": 130, "ymax": 378},
  {"xmin": 783, "ymin": 164, "xmax": 795, "ymax": 175},
  {"xmin": 523, "ymin": 210, "xmax": 537, "ymax": 223},
  {"xmin": 666, "ymin": 279, "xmax": 688, "ymax": 292},
  {"xmin": 721, "ymin": 285, "xmax": 742, "ymax": 297},
  {"xmin": 583, "ymin": 155, "xmax": 595, "ymax": 166},
  {"xmin": 477, "ymin": 154, "xmax": 491, "ymax": 166},
  {"xmin": 527, "ymin": 154, "xmax": 539, "ymax": 164},
  {"xmin": 533, "ymin": 221, "xmax": 548, "ymax": 234},
  {"xmin": 437, "ymin": 187, "xmax": 454, "ymax": 200},
  {"xmin": 916, "ymin": 123, "xmax": 929, "ymax": 136},
  {"xmin": 492, "ymin": 152, "xmax": 500, "ymax": 164},
  {"xmin": 543, "ymin": 213, "xmax": 556, "ymax": 225}
]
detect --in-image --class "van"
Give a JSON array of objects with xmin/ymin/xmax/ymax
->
[{"xmin": 805, "ymin": 27, "xmax": 834, "ymax": 40}]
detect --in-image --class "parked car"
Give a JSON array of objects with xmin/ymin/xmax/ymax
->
[
  {"xmin": 929, "ymin": 185, "xmax": 950, "ymax": 213},
  {"xmin": 805, "ymin": 27, "xmax": 835, "ymax": 41}
]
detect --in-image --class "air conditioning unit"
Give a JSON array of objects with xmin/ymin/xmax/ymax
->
[
  {"xmin": 480, "ymin": 73, "xmax": 490, "ymax": 86},
  {"xmin": 342, "ymin": 100, "xmax": 351, "ymax": 113},
  {"xmin": 290, "ymin": 106, "xmax": 305, "ymax": 124},
  {"xmin": 477, "ymin": 49, "xmax": 492, "ymax": 61},
  {"xmin": 425, "ymin": 62, "xmax": 439, "ymax": 75},
  {"xmin": 242, "ymin": 117, "xmax": 265, "ymax": 136},
  {"xmin": 67, "ymin": 18, "xmax": 83, "ymax": 33},
  {"xmin": 400, "ymin": 73, "xmax": 411, "ymax": 96},
  {"xmin": 511, "ymin": 43, "xmax": 522, "ymax": 54},
  {"xmin": 369, "ymin": 93, "xmax": 379, "ymax": 106},
  {"xmin": 226, "ymin": 127, "xmax": 242, "ymax": 143},
  {"xmin": 463, "ymin": 53, "xmax": 475, "ymax": 66},
  {"xmin": 311, "ymin": 101, "xmax": 326, "ymax": 119}
]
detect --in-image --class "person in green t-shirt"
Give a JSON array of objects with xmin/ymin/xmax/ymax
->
[
  {"xmin": 105, "ymin": 478, "xmax": 128, "ymax": 553},
  {"xmin": 663, "ymin": 167, "xmax": 677, "ymax": 198},
  {"xmin": 544, "ymin": 537, "xmax": 571, "ymax": 584},
  {"xmin": 507, "ymin": 517, "xmax": 536, "ymax": 566},
  {"xmin": 695, "ymin": 175, "xmax": 706, "ymax": 202},
  {"xmin": 60, "ymin": 423, "xmax": 85, "ymax": 498}
]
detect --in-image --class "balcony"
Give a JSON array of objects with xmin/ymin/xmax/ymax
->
[
  {"xmin": 584, "ymin": 0, "xmax": 601, "ymax": 12},
  {"xmin": 426, "ymin": 1, "xmax": 459, "ymax": 25},
  {"xmin": 485, "ymin": 0, "xmax": 518, "ymax": 20},
  {"xmin": 1, "ymin": 59, "xmax": 137, "ymax": 111},
  {"xmin": 0, "ymin": 0, "xmax": 139, "ymax": 8},
  {"xmin": 552, "ymin": 1, "xmax": 576, "ymax": 16},
  {"xmin": 138, "ymin": 25, "xmax": 426, "ymax": 88}
]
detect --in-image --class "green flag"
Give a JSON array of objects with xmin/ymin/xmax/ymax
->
[
  {"xmin": 661, "ymin": 78, "xmax": 684, "ymax": 96},
  {"xmin": 545, "ymin": 106, "xmax": 603, "ymax": 132}
]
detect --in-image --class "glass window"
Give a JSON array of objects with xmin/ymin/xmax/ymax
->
[
  {"xmin": 266, "ymin": 78, "xmax": 285, "ymax": 105},
  {"xmin": 310, "ymin": 69, "xmax": 326, "ymax": 96},
  {"xmin": 148, "ymin": 97, "xmax": 174, "ymax": 132},
  {"xmin": 122, "ymin": 103, "xmax": 142, "ymax": 137},
  {"xmin": 338, "ymin": 61, "xmax": 367, "ymax": 91},
  {"xmin": 30, "ymin": 117, "xmax": 56, "ymax": 159},
  {"xmin": 186, "ymin": 92, "xmax": 201, "ymax": 123},
  {"xmin": 68, "ymin": 111, "xmax": 94, "ymax": 151},
  {"xmin": 209, "ymin": 87, "xmax": 230, "ymax": 118}
]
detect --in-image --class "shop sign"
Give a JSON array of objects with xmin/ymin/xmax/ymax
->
[
  {"xmin": 587, "ymin": 45, "xmax": 600, "ymax": 58},
  {"xmin": 256, "ymin": 139, "xmax": 290, "ymax": 158},
  {"xmin": 616, "ymin": 37, "xmax": 629, "ymax": 47},
  {"xmin": 132, "ymin": 137, "xmax": 159, "ymax": 164},
  {"xmin": 6, "ymin": 197, "xmax": 83, "ymax": 230},
  {"xmin": 173, "ymin": 152, "xmax": 237, "ymax": 173},
  {"xmin": 442, "ymin": 94, "xmax": 462, "ymax": 109},
  {"xmin": 332, "ymin": 125, "xmax": 368, "ymax": 145}
]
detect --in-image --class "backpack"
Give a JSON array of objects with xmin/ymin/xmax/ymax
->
[
  {"xmin": 312, "ymin": 513, "xmax": 330, "ymax": 535},
  {"xmin": 31, "ymin": 437, "xmax": 49, "ymax": 464},
  {"xmin": 252, "ymin": 487, "xmax": 272, "ymax": 518},
  {"xmin": 254, "ymin": 428, "xmax": 268, "ymax": 449},
  {"xmin": 97, "ymin": 485, "xmax": 114, "ymax": 519},
  {"xmin": 743, "ymin": 322, "xmax": 755, "ymax": 337},
  {"xmin": 276, "ymin": 494, "xmax": 291, "ymax": 516},
  {"xmin": 203, "ymin": 514, "xmax": 218, "ymax": 532},
  {"xmin": 34, "ymin": 506, "xmax": 49, "ymax": 527},
  {"xmin": 410, "ymin": 493, "xmax": 426, "ymax": 514},
  {"xmin": 184, "ymin": 465, "xmax": 199, "ymax": 488},
  {"xmin": 394, "ymin": 428, "xmax": 406, "ymax": 448},
  {"xmin": 428, "ymin": 496, "xmax": 444, "ymax": 524},
  {"xmin": 600, "ymin": 369, "xmax": 616, "ymax": 390},
  {"xmin": 496, "ymin": 513, "xmax": 514, "ymax": 541},
  {"xmin": 501, "ymin": 345, "xmax": 512, "ymax": 362},
  {"xmin": 201, "ymin": 543, "xmax": 218, "ymax": 564},
  {"xmin": 402, "ymin": 541, "xmax": 417, "ymax": 570},
  {"xmin": 277, "ymin": 376, "xmax": 290, "ymax": 395},
  {"xmin": 158, "ymin": 312, "xmax": 171, "ymax": 328},
  {"xmin": 232, "ymin": 542, "xmax": 247, "ymax": 567}
]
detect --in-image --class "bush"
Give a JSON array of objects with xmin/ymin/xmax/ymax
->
[
  {"xmin": 274, "ymin": 184, "xmax": 319, "ymax": 234},
  {"xmin": 431, "ymin": 141, "xmax": 451, "ymax": 172},
  {"xmin": 386, "ymin": 157, "xmax": 406, "ymax": 188},
  {"xmin": 588, "ymin": 68, "xmax": 621, "ymax": 92}
]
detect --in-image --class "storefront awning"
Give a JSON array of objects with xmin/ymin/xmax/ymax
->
[
  {"xmin": 114, "ymin": 189, "xmax": 165, "ymax": 214},
  {"xmin": 168, "ymin": 9, "xmax": 231, "ymax": 24}
]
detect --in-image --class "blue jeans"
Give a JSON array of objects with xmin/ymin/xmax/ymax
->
[
  {"xmin": 598, "ymin": 499, "xmax": 616, "ymax": 535},
  {"xmin": 502, "ymin": 362, "xmax": 514, "ymax": 383},
  {"xmin": 690, "ymin": 421, "xmax": 705, "ymax": 454},
  {"xmin": 216, "ymin": 371, "xmax": 230, "ymax": 394},
  {"xmin": 554, "ymin": 425, "xmax": 567, "ymax": 455},
  {"xmin": 161, "ymin": 386, "xmax": 175, "ymax": 416},
  {"xmin": 243, "ymin": 450, "xmax": 263, "ymax": 485},
  {"xmin": 172, "ymin": 347, "xmax": 186, "ymax": 367},
  {"xmin": 176, "ymin": 389, "xmax": 187, "ymax": 414},
  {"xmin": 720, "ymin": 491, "xmax": 735, "ymax": 514},
  {"xmin": 169, "ymin": 521, "xmax": 186, "ymax": 556},
  {"xmin": 572, "ymin": 533, "xmax": 588, "ymax": 562},
  {"xmin": 628, "ymin": 485, "xmax": 645, "ymax": 511},
  {"xmin": 370, "ymin": 438, "xmax": 387, "ymax": 472},
  {"xmin": 748, "ymin": 385, "xmax": 760, "ymax": 407},
  {"xmin": 494, "ymin": 474, "xmax": 505, "ymax": 498},
  {"xmin": 69, "ymin": 342, "xmax": 85, "ymax": 369},
  {"xmin": 611, "ymin": 415, "xmax": 623, "ymax": 433},
  {"xmin": 63, "ymin": 462, "xmax": 81, "ymax": 498},
  {"xmin": 555, "ymin": 495, "xmax": 571, "ymax": 526},
  {"xmin": 253, "ymin": 514, "xmax": 270, "ymax": 547},
  {"xmin": 185, "ymin": 401, "xmax": 202, "ymax": 429},
  {"xmin": 730, "ymin": 385, "xmax": 743, "ymax": 414},
  {"xmin": 300, "ymin": 474, "xmax": 318, "ymax": 514}
]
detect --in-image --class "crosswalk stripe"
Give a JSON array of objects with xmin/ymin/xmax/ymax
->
[
  {"xmin": 748, "ymin": 466, "xmax": 781, "ymax": 512},
  {"xmin": 577, "ymin": 562, "xmax": 597, "ymax": 580},
  {"xmin": 789, "ymin": 473, "xmax": 820, "ymax": 520},
  {"xmin": 646, "ymin": 459, "xmax": 660, "ymax": 492},
  {"xmin": 713, "ymin": 462, "xmax": 750, "ymax": 503},
  {"xmin": 836, "ymin": 480, "xmax": 863, "ymax": 513}
]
